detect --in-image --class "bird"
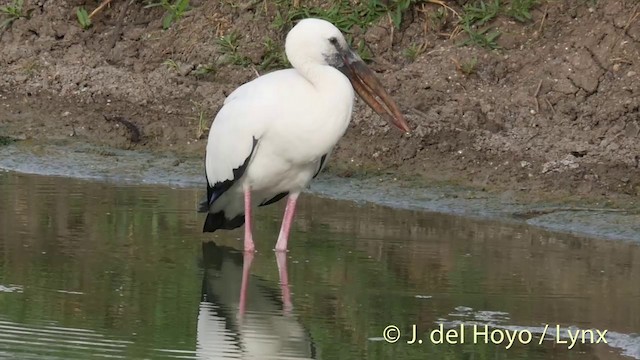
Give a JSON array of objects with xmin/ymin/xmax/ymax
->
[{"xmin": 199, "ymin": 17, "xmax": 410, "ymax": 253}]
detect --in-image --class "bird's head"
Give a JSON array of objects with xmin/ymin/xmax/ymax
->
[{"xmin": 285, "ymin": 18, "xmax": 411, "ymax": 133}]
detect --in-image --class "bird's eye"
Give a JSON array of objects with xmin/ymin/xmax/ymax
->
[{"xmin": 328, "ymin": 37, "xmax": 338, "ymax": 45}]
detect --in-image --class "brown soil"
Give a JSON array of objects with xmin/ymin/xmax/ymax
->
[{"xmin": 0, "ymin": 0, "xmax": 639, "ymax": 206}]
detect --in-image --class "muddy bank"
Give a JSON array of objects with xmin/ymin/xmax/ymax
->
[{"xmin": 0, "ymin": 0, "xmax": 639, "ymax": 205}]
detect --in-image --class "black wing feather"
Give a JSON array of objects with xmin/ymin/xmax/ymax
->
[
  {"xmin": 313, "ymin": 154, "xmax": 328, "ymax": 179},
  {"xmin": 198, "ymin": 137, "xmax": 258, "ymax": 213},
  {"xmin": 259, "ymin": 192, "xmax": 289, "ymax": 207}
]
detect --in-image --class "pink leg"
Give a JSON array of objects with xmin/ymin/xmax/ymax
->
[
  {"xmin": 274, "ymin": 193, "xmax": 299, "ymax": 252},
  {"xmin": 244, "ymin": 188, "xmax": 255, "ymax": 252},
  {"xmin": 238, "ymin": 250, "xmax": 254, "ymax": 320},
  {"xmin": 275, "ymin": 251, "xmax": 292, "ymax": 314}
]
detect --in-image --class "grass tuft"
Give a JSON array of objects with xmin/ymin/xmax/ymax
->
[
  {"xmin": 190, "ymin": 101, "xmax": 209, "ymax": 139},
  {"xmin": 144, "ymin": 0, "xmax": 190, "ymax": 30},
  {"xmin": 462, "ymin": 0, "xmax": 501, "ymax": 26},
  {"xmin": 506, "ymin": 0, "xmax": 539, "ymax": 22},
  {"xmin": 76, "ymin": 7, "xmax": 92, "ymax": 29},
  {"xmin": 260, "ymin": 37, "xmax": 290, "ymax": 71},
  {"xmin": 217, "ymin": 32, "xmax": 252, "ymax": 66},
  {"xmin": 0, "ymin": 0, "xmax": 27, "ymax": 30},
  {"xmin": 404, "ymin": 42, "xmax": 428, "ymax": 62}
]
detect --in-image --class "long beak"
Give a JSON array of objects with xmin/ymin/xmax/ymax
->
[{"xmin": 338, "ymin": 50, "xmax": 410, "ymax": 133}]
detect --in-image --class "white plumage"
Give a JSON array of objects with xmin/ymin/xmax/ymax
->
[{"xmin": 200, "ymin": 18, "xmax": 410, "ymax": 252}]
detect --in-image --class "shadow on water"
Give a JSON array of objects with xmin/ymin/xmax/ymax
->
[{"xmin": 0, "ymin": 170, "xmax": 639, "ymax": 359}]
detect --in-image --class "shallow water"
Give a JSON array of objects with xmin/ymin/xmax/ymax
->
[{"xmin": 0, "ymin": 170, "xmax": 639, "ymax": 360}]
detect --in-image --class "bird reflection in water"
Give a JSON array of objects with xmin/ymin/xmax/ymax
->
[{"xmin": 196, "ymin": 241, "xmax": 317, "ymax": 359}]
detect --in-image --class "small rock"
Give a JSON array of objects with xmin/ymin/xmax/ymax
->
[
  {"xmin": 14, "ymin": 75, "xmax": 28, "ymax": 83},
  {"xmin": 179, "ymin": 64, "xmax": 195, "ymax": 77},
  {"xmin": 627, "ymin": 71, "xmax": 637, "ymax": 77},
  {"xmin": 553, "ymin": 78, "xmax": 578, "ymax": 94}
]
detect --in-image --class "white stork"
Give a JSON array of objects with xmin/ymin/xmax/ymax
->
[{"xmin": 199, "ymin": 18, "xmax": 410, "ymax": 252}]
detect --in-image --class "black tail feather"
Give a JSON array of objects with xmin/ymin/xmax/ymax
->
[{"xmin": 203, "ymin": 211, "xmax": 245, "ymax": 232}]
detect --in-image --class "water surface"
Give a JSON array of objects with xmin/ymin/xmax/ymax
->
[{"xmin": 0, "ymin": 170, "xmax": 638, "ymax": 359}]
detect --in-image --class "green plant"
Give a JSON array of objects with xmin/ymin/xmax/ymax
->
[
  {"xmin": 390, "ymin": 0, "xmax": 414, "ymax": 28},
  {"xmin": 259, "ymin": 37, "xmax": 290, "ymax": 71},
  {"xmin": 190, "ymin": 100, "xmax": 209, "ymax": 139},
  {"xmin": 404, "ymin": 42, "xmax": 427, "ymax": 62},
  {"xmin": 459, "ymin": 21, "xmax": 501, "ymax": 49},
  {"xmin": 193, "ymin": 63, "xmax": 216, "ymax": 77},
  {"xmin": 76, "ymin": 7, "xmax": 91, "ymax": 30},
  {"xmin": 1, "ymin": 0, "xmax": 25, "ymax": 29},
  {"xmin": 462, "ymin": 0, "xmax": 501, "ymax": 26},
  {"xmin": 429, "ymin": 7, "xmax": 449, "ymax": 30},
  {"xmin": 355, "ymin": 39, "xmax": 373, "ymax": 63},
  {"xmin": 144, "ymin": 0, "xmax": 190, "ymax": 30},
  {"xmin": 456, "ymin": 56, "xmax": 478, "ymax": 75},
  {"xmin": 457, "ymin": 0, "xmax": 503, "ymax": 50},
  {"xmin": 271, "ymin": 0, "xmax": 387, "ymax": 33},
  {"xmin": 21, "ymin": 60, "xmax": 41, "ymax": 76},
  {"xmin": 506, "ymin": 0, "xmax": 539, "ymax": 22},
  {"xmin": 162, "ymin": 59, "xmax": 179, "ymax": 71},
  {"xmin": 217, "ymin": 32, "xmax": 251, "ymax": 66}
]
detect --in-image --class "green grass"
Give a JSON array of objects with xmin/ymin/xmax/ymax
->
[
  {"xmin": 117, "ymin": 0, "xmax": 545, "ymax": 71},
  {"xmin": 455, "ymin": 0, "xmax": 542, "ymax": 49},
  {"xmin": 456, "ymin": 56, "xmax": 478, "ymax": 75},
  {"xmin": 259, "ymin": 37, "xmax": 290, "ymax": 71},
  {"xmin": 217, "ymin": 32, "xmax": 252, "ymax": 66},
  {"xmin": 162, "ymin": 59, "xmax": 180, "ymax": 71},
  {"xmin": 189, "ymin": 101, "xmax": 209, "ymax": 139},
  {"xmin": 404, "ymin": 42, "xmax": 427, "ymax": 62},
  {"xmin": 0, "ymin": 0, "xmax": 26, "ymax": 30},
  {"xmin": 428, "ymin": 7, "xmax": 449, "ymax": 30},
  {"xmin": 193, "ymin": 63, "xmax": 216, "ymax": 77},
  {"xmin": 76, "ymin": 7, "xmax": 91, "ymax": 30},
  {"xmin": 272, "ymin": 0, "xmax": 387, "ymax": 33},
  {"xmin": 459, "ymin": 21, "xmax": 501, "ymax": 49},
  {"xmin": 506, "ymin": 0, "xmax": 539, "ymax": 22},
  {"xmin": 463, "ymin": 0, "xmax": 501, "ymax": 25},
  {"xmin": 144, "ymin": 0, "xmax": 190, "ymax": 30}
]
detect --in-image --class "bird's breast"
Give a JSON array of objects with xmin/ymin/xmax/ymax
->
[{"xmin": 269, "ymin": 90, "xmax": 353, "ymax": 163}]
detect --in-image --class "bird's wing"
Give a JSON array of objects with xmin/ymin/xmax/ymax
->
[{"xmin": 199, "ymin": 94, "xmax": 269, "ymax": 212}]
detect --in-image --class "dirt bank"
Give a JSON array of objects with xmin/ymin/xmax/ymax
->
[{"xmin": 0, "ymin": 0, "xmax": 639, "ymax": 206}]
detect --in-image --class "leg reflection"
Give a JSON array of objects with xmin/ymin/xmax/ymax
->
[
  {"xmin": 276, "ymin": 251, "xmax": 292, "ymax": 315},
  {"xmin": 238, "ymin": 250, "xmax": 254, "ymax": 320}
]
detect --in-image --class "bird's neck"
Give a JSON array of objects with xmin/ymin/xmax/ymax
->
[{"xmin": 296, "ymin": 62, "xmax": 350, "ymax": 94}]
